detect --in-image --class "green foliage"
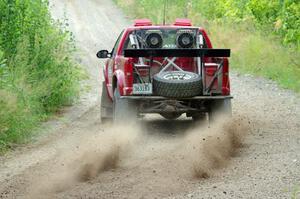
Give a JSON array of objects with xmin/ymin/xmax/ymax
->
[
  {"xmin": 207, "ymin": 21, "xmax": 300, "ymax": 92},
  {"xmin": 247, "ymin": 0, "xmax": 300, "ymax": 48},
  {"xmin": 278, "ymin": 1, "xmax": 300, "ymax": 46},
  {"xmin": 0, "ymin": 0, "xmax": 82, "ymax": 152},
  {"xmin": 291, "ymin": 185, "xmax": 299, "ymax": 199},
  {"xmin": 193, "ymin": 0, "xmax": 300, "ymax": 48}
]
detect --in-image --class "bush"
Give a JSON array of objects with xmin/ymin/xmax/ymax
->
[
  {"xmin": 193, "ymin": 0, "xmax": 300, "ymax": 49},
  {"xmin": 206, "ymin": 21, "xmax": 300, "ymax": 92},
  {"xmin": 0, "ymin": 0, "xmax": 82, "ymax": 152}
]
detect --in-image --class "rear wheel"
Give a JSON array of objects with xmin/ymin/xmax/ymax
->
[
  {"xmin": 100, "ymin": 82, "xmax": 113, "ymax": 123},
  {"xmin": 113, "ymin": 86, "xmax": 137, "ymax": 124}
]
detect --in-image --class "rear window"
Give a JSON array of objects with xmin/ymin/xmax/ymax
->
[{"xmin": 123, "ymin": 28, "xmax": 207, "ymax": 52}]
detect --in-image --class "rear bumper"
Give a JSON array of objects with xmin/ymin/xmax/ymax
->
[
  {"xmin": 121, "ymin": 95, "xmax": 233, "ymax": 114},
  {"xmin": 120, "ymin": 95, "xmax": 233, "ymax": 100}
]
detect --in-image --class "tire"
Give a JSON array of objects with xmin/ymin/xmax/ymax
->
[
  {"xmin": 113, "ymin": 86, "xmax": 137, "ymax": 124},
  {"xmin": 100, "ymin": 82, "xmax": 113, "ymax": 123},
  {"xmin": 153, "ymin": 71, "xmax": 202, "ymax": 98},
  {"xmin": 208, "ymin": 99, "xmax": 232, "ymax": 123},
  {"xmin": 160, "ymin": 113, "xmax": 182, "ymax": 120}
]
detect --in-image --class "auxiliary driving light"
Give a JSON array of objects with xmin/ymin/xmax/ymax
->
[
  {"xmin": 176, "ymin": 30, "xmax": 194, "ymax": 48},
  {"xmin": 145, "ymin": 30, "xmax": 163, "ymax": 48}
]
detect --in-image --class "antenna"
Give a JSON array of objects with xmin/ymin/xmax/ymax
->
[{"xmin": 163, "ymin": 0, "xmax": 167, "ymax": 25}]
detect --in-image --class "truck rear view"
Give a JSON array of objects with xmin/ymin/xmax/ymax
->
[{"xmin": 97, "ymin": 19, "xmax": 232, "ymax": 123}]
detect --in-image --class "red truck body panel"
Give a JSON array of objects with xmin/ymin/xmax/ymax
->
[{"xmin": 102, "ymin": 19, "xmax": 230, "ymax": 100}]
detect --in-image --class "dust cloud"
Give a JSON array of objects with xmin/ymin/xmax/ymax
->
[
  {"xmin": 179, "ymin": 115, "xmax": 250, "ymax": 178},
  {"xmin": 27, "ymin": 115, "xmax": 250, "ymax": 198},
  {"xmin": 27, "ymin": 125, "xmax": 141, "ymax": 198}
]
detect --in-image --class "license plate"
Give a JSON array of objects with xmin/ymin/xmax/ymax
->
[{"xmin": 133, "ymin": 83, "xmax": 152, "ymax": 95}]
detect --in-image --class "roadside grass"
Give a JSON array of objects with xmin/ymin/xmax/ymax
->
[
  {"xmin": 0, "ymin": 1, "xmax": 83, "ymax": 153},
  {"xmin": 113, "ymin": 0, "xmax": 300, "ymax": 93},
  {"xmin": 206, "ymin": 20, "xmax": 300, "ymax": 92},
  {"xmin": 291, "ymin": 185, "xmax": 299, "ymax": 199}
]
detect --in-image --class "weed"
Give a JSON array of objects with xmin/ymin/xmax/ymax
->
[{"xmin": 0, "ymin": 0, "xmax": 82, "ymax": 153}]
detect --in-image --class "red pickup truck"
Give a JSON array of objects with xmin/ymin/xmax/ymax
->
[{"xmin": 97, "ymin": 19, "xmax": 232, "ymax": 123}]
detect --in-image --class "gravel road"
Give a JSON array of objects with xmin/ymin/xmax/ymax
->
[{"xmin": 0, "ymin": 0, "xmax": 299, "ymax": 199}]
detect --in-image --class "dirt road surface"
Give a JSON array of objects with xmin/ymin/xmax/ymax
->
[{"xmin": 0, "ymin": 0, "xmax": 299, "ymax": 198}]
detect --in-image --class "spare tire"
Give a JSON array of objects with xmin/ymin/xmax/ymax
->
[{"xmin": 153, "ymin": 71, "xmax": 202, "ymax": 98}]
